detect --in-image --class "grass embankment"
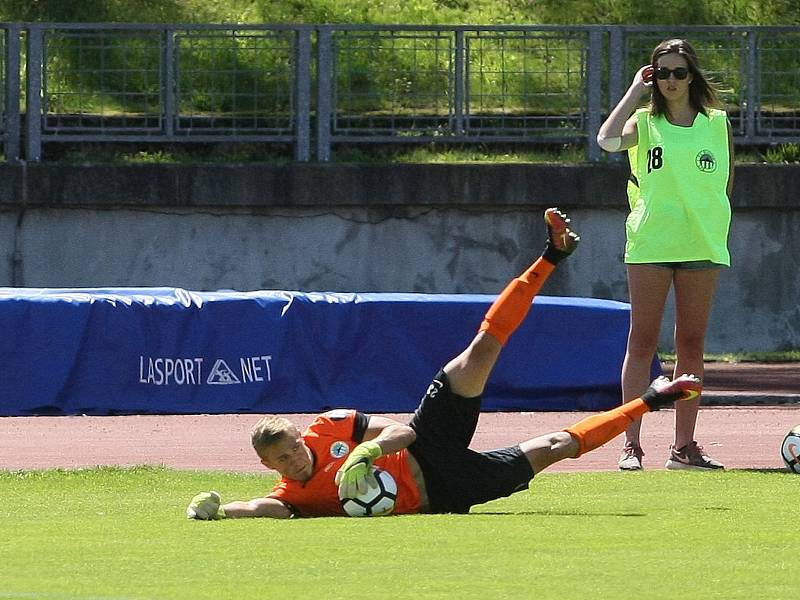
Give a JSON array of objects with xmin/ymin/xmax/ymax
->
[
  {"xmin": 2, "ymin": 0, "xmax": 798, "ymax": 26},
  {"xmin": 2, "ymin": 1, "xmax": 798, "ymax": 165}
]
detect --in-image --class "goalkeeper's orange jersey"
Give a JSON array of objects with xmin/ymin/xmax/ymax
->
[{"xmin": 269, "ymin": 409, "xmax": 424, "ymax": 517}]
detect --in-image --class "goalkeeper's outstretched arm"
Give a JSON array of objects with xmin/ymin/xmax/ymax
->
[
  {"xmin": 187, "ymin": 491, "xmax": 294, "ymax": 520},
  {"xmin": 222, "ymin": 496, "xmax": 294, "ymax": 519}
]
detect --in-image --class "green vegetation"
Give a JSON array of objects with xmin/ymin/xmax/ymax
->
[
  {"xmin": 46, "ymin": 141, "xmax": 597, "ymax": 164},
  {"xmin": 1, "ymin": 465, "xmax": 795, "ymax": 599},
  {"xmin": 57, "ymin": 143, "xmax": 294, "ymax": 164},
  {"xmin": 2, "ymin": 0, "xmax": 799, "ymax": 26},
  {"xmin": 660, "ymin": 350, "xmax": 800, "ymax": 363},
  {"xmin": 3, "ymin": 2, "xmax": 799, "ymax": 165},
  {"xmin": 764, "ymin": 143, "xmax": 800, "ymax": 164},
  {"xmin": 50, "ymin": 143, "xmax": 799, "ymax": 165},
  {"xmin": 299, "ymin": 143, "xmax": 588, "ymax": 164}
]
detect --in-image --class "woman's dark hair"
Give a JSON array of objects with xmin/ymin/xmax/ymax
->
[{"xmin": 649, "ymin": 38, "xmax": 721, "ymax": 117}]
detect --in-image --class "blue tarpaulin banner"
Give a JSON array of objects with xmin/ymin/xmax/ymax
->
[{"xmin": 0, "ymin": 288, "xmax": 657, "ymax": 416}]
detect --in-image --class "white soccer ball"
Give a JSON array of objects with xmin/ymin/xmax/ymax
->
[
  {"xmin": 340, "ymin": 467, "xmax": 398, "ymax": 517},
  {"xmin": 781, "ymin": 425, "xmax": 800, "ymax": 474}
]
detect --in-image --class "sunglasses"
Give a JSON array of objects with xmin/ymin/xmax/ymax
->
[{"xmin": 655, "ymin": 66, "xmax": 690, "ymax": 80}]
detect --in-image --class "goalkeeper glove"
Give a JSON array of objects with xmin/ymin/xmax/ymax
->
[
  {"xmin": 335, "ymin": 441, "xmax": 382, "ymax": 498},
  {"xmin": 186, "ymin": 491, "xmax": 227, "ymax": 520}
]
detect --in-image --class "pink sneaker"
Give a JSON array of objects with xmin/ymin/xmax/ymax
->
[{"xmin": 666, "ymin": 442, "xmax": 724, "ymax": 470}]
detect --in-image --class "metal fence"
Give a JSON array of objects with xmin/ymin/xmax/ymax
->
[
  {"xmin": 17, "ymin": 23, "xmax": 311, "ymax": 161},
  {"xmin": 1, "ymin": 23, "xmax": 799, "ymax": 162},
  {"xmin": 315, "ymin": 26, "xmax": 603, "ymax": 160}
]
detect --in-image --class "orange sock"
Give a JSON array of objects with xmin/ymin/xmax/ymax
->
[
  {"xmin": 479, "ymin": 257, "xmax": 556, "ymax": 345},
  {"xmin": 564, "ymin": 399, "xmax": 650, "ymax": 457}
]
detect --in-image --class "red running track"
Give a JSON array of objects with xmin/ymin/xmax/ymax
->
[{"xmin": 1, "ymin": 407, "xmax": 796, "ymax": 473}]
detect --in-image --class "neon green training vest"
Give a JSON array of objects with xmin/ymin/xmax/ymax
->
[{"xmin": 626, "ymin": 107, "xmax": 731, "ymax": 265}]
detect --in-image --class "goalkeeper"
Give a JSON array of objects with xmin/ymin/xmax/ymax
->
[{"xmin": 187, "ymin": 208, "xmax": 700, "ymax": 520}]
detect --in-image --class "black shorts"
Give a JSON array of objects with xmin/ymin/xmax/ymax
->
[{"xmin": 407, "ymin": 369, "xmax": 534, "ymax": 514}]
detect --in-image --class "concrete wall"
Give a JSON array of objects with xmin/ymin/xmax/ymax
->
[{"xmin": 1, "ymin": 163, "xmax": 798, "ymax": 352}]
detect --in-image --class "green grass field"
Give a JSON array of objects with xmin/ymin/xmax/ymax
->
[{"xmin": 1, "ymin": 466, "xmax": 794, "ymax": 599}]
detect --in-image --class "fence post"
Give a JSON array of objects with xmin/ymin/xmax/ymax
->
[
  {"xmin": 316, "ymin": 27, "xmax": 332, "ymax": 162},
  {"xmin": 605, "ymin": 26, "xmax": 626, "ymax": 163},
  {"xmin": 745, "ymin": 28, "xmax": 758, "ymax": 143},
  {"xmin": 163, "ymin": 28, "xmax": 175, "ymax": 138},
  {"xmin": 586, "ymin": 28, "xmax": 603, "ymax": 162},
  {"xmin": 294, "ymin": 27, "xmax": 311, "ymax": 162},
  {"xmin": 25, "ymin": 26, "xmax": 43, "ymax": 162},
  {"xmin": 607, "ymin": 27, "xmax": 625, "ymax": 112},
  {"xmin": 4, "ymin": 25, "xmax": 21, "ymax": 162},
  {"xmin": 453, "ymin": 29, "xmax": 465, "ymax": 136}
]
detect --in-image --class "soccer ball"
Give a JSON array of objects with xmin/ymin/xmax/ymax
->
[
  {"xmin": 340, "ymin": 467, "xmax": 398, "ymax": 517},
  {"xmin": 782, "ymin": 426, "xmax": 800, "ymax": 473}
]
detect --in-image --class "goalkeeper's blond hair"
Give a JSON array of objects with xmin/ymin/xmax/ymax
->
[{"xmin": 251, "ymin": 416, "xmax": 295, "ymax": 458}]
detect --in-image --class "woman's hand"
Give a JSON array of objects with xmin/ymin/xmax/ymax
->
[{"xmin": 631, "ymin": 64, "xmax": 654, "ymax": 95}]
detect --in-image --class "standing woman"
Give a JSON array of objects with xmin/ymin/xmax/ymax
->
[{"xmin": 597, "ymin": 39, "xmax": 734, "ymax": 470}]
